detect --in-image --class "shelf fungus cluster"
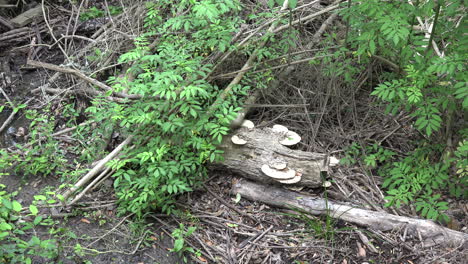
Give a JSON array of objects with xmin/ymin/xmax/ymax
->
[
  {"xmin": 261, "ymin": 164, "xmax": 302, "ymax": 184},
  {"xmin": 230, "ymin": 120, "xmax": 255, "ymax": 145},
  {"xmin": 271, "ymin": 124, "xmax": 301, "ymax": 146}
]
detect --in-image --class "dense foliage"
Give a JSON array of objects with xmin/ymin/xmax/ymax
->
[
  {"xmin": 336, "ymin": 0, "xmax": 467, "ymax": 220},
  {"xmin": 87, "ymin": 0, "xmax": 247, "ymax": 216}
]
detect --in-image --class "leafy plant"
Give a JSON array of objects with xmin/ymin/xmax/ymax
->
[
  {"xmin": 171, "ymin": 223, "xmax": 200, "ymax": 263},
  {"xmin": 331, "ymin": 0, "xmax": 467, "ymax": 221},
  {"xmin": 0, "ymin": 184, "xmax": 58, "ymax": 263},
  {"xmin": 340, "ymin": 142, "xmax": 395, "ymax": 169},
  {"xmin": 0, "ymin": 109, "xmax": 69, "ymax": 177},
  {"xmin": 84, "ymin": 0, "xmax": 248, "ymax": 217}
]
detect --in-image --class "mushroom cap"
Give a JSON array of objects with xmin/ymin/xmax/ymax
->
[
  {"xmin": 272, "ymin": 124, "xmax": 289, "ymax": 133},
  {"xmin": 329, "ymin": 156, "xmax": 340, "ymax": 167},
  {"xmin": 231, "ymin": 135, "xmax": 247, "ymax": 145},
  {"xmin": 278, "ymin": 175, "xmax": 302, "ymax": 184},
  {"xmin": 241, "ymin": 120, "xmax": 255, "ymax": 129},
  {"xmin": 270, "ymin": 162, "xmax": 287, "ymax": 170},
  {"xmin": 261, "ymin": 164, "xmax": 296, "ymax": 180},
  {"xmin": 322, "ymin": 181, "xmax": 332, "ymax": 188},
  {"xmin": 279, "ymin": 131, "xmax": 301, "ymax": 146}
]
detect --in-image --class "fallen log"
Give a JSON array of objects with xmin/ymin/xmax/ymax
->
[
  {"xmin": 215, "ymin": 124, "xmax": 329, "ymax": 188},
  {"xmin": 232, "ymin": 180, "xmax": 468, "ymax": 248}
]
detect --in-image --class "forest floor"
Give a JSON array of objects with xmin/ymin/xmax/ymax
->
[{"xmin": 1, "ymin": 1, "xmax": 466, "ymax": 264}]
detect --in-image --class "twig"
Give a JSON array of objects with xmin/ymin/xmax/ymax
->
[
  {"xmin": 213, "ymin": 54, "xmax": 332, "ymax": 79},
  {"xmin": 273, "ymin": 4, "xmax": 340, "ymax": 33},
  {"xmin": 27, "ymin": 59, "xmax": 142, "ymax": 99},
  {"xmin": 87, "ymin": 213, "xmax": 134, "ymax": 247},
  {"xmin": 238, "ymin": 225, "xmax": 273, "ymax": 249},
  {"xmin": 0, "ymin": 15, "xmax": 13, "ymax": 30},
  {"xmin": 0, "ymin": 98, "xmax": 32, "ymax": 134},
  {"xmin": 0, "ymin": 87, "xmax": 13, "ymax": 106},
  {"xmin": 202, "ymin": 183, "xmax": 259, "ymax": 224}
]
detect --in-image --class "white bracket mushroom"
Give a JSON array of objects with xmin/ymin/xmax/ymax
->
[
  {"xmin": 329, "ymin": 156, "xmax": 340, "ymax": 167},
  {"xmin": 272, "ymin": 124, "xmax": 289, "ymax": 133},
  {"xmin": 278, "ymin": 175, "xmax": 302, "ymax": 184},
  {"xmin": 261, "ymin": 164, "xmax": 296, "ymax": 180},
  {"xmin": 231, "ymin": 135, "xmax": 247, "ymax": 145},
  {"xmin": 241, "ymin": 120, "xmax": 255, "ymax": 130},
  {"xmin": 279, "ymin": 131, "xmax": 301, "ymax": 146},
  {"xmin": 271, "ymin": 124, "xmax": 301, "ymax": 146}
]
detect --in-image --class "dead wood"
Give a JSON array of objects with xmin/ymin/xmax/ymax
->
[
  {"xmin": 10, "ymin": 5, "xmax": 43, "ymax": 27},
  {"xmin": 26, "ymin": 59, "xmax": 142, "ymax": 99},
  {"xmin": 0, "ymin": 15, "xmax": 13, "ymax": 30},
  {"xmin": 215, "ymin": 126, "xmax": 326, "ymax": 187},
  {"xmin": 61, "ymin": 135, "xmax": 134, "ymax": 202},
  {"xmin": 232, "ymin": 180, "xmax": 468, "ymax": 248}
]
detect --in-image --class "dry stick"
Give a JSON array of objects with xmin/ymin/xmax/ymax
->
[
  {"xmin": 0, "ymin": 15, "xmax": 14, "ymax": 30},
  {"xmin": 61, "ymin": 135, "xmax": 134, "ymax": 202},
  {"xmin": 87, "ymin": 213, "xmax": 134, "ymax": 247},
  {"xmin": 229, "ymin": 2, "xmax": 341, "ymax": 129},
  {"xmin": 273, "ymin": 4, "xmax": 340, "ymax": 33},
  {"xmin": 41, "ymin": 0, "xmax": 70, "ymax": 62},
  {"xmin": 306, "ymin": 8, "xmax": 339, "ymax": 48},
  {"xmin": 0, "ymin": 86, "xmax": 13, "ymax": 105},
  {"xmin": 26, "ymin": 59, "xmax": 142, "ymax": 99},
  {"xmin": 68, "ymin": 167, "xmax": 113, "ymax": 206},
  {"xmin": 214, "ymin": 54, "xmax": 332, "ymax": 79},
  {"xmin": 202, "ymin": 183, "xmax": 259, "ymax": 224},
  {"xmin": 35, "ymin": 5, "xmax": 133, "ymax": 95},
  {"xmin": 238, "ymin": 225, "xmax": 273, "ymax": 249},
  {"xmin": 239, "ymin": 225, "xmax": 274, "ymax": 263},
  {"xmin": 206, "ymin": 0, "xmax": 291, "ymax": 117},
  {"xmin": 0, "ymin": 98, "xmax": 32, "ymax": 133},
  {"xmin": 209, "ymin": 0, "xmax": 323, "ymax": 78},
  {"xmin": 233, "ymin": 180, "xmax": 468, "ymax": 247},
  {"xmin": 22, "ymin": 120, "xmax": 92, "ymax": 149}
]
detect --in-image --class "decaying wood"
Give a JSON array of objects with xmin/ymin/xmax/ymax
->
[
  {"xmin": 10, "ymin": 5, "xmax": 43, "ymax": 27},
  {"xmin": 0, "ymin": 15, "xmax": 14, "ymax": 30},
  {"xmin": 216, "ymin": 126, "xmax": 326, "ymax": 187},
  {"xmin": 0, "ymin": 21, "xmax": 51, "ymax": 46},
  {"xmin": 232, "ymin": 180, "xmax": 468, "ymax": 248}
]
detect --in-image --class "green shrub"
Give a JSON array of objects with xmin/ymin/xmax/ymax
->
[
  {"xmin": 0, "ymin": 184, "xmax": 58, "ymax": 263},
  {"xmin": 330, "ymin": 0, "xmax": 467, "ymax": 221}
]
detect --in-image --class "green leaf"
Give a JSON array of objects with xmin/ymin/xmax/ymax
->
[
  {"xmin": 12, "ymin": 200, "xmax": 22, "ymax": 212},
  {"xmin": 2, "ymin": 198, "xmax": 12, "ymax": 209},
  {"xmin": 267, "ymin": 0, "xmax": 275, "ymax": 8},
  {"xmin": 173, "ymin": 238, "xmax": 184, "ymax": 252},
  {"xmin": 34, "ymin": 216, "xmax": 43, "ymax": 226},
  {"xmin": 289, "ymin": 0, "xmax": 298, "ymax": 9},
  {"xmin": 29, "ymin": 205, "xmax": 38, "ymax": 215},
  {"xmin": 234, "ymin": 193, "xmax": 241, "ymax": 203},
  {"xmin": 0, "ymin": 231, "xmax": 9, "ymax": 239},
  {"xmin": 0, "ymin": 222, "xmax": 12, "ymax": 231},
  {"xmin": 34, "ymin": 195, "xmax": 47, "ymax": 201},
  {"xmin": 369, "ymin": 39, "xmax": 376, "ymax": 54}
]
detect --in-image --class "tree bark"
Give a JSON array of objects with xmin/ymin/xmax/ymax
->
[{"xmin": 232, "ymin": 180, "xmax": 468, "ymax": 248}]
